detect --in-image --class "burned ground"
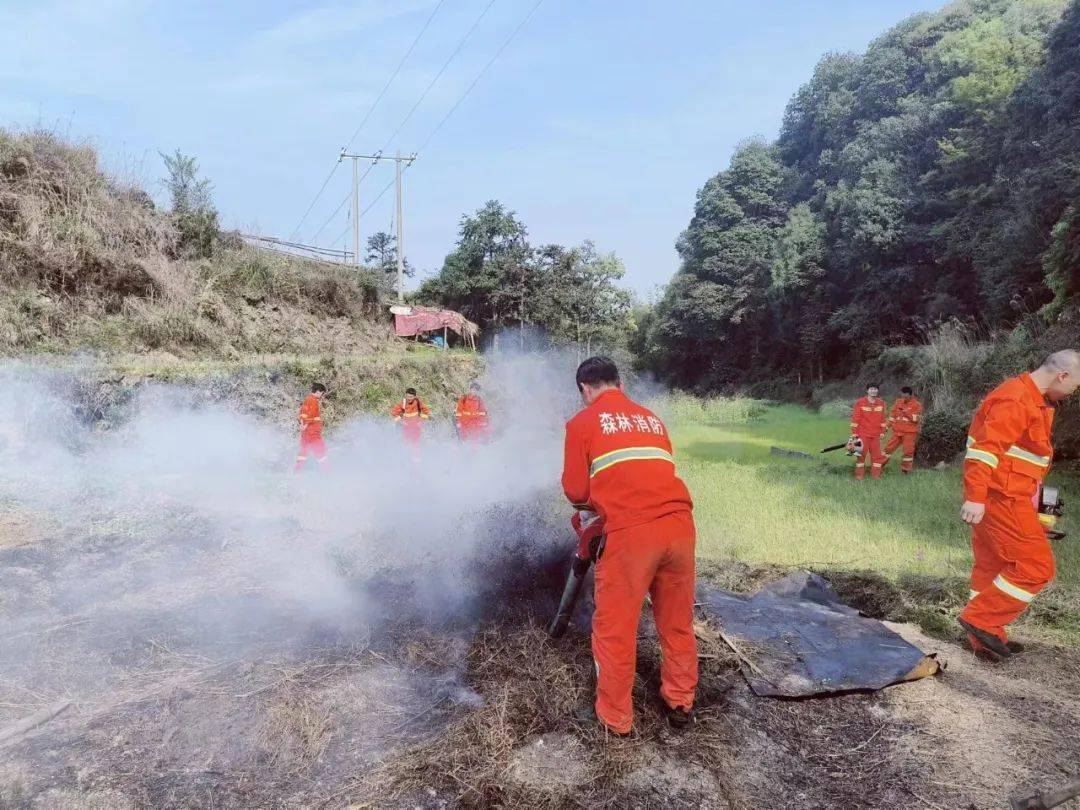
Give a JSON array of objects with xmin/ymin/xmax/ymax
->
[{"xmin": 4, "ymin": 504, "xmax": 1079, "ymax": 810}]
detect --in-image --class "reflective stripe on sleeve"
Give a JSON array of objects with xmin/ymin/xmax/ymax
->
[
  {"xmin": 992, "ymin": 574, "xmax": 1036, "ymax": 603},
  {"xmin": 964, "ymin": 448, "xmax": 999, "ymax": 469},
  {"xmin": 1004, "ymin": 445, "xmax": 1050, "ymax": 467},
  {"xmin": 589, "ymin": 446, "xmax": 674, "ymax": 477}
]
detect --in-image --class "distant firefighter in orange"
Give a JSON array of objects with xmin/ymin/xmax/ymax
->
[
  {"xmin": 455, "ymin": 381, "xmax": 491, "ymax": 443},
  {"xmin": 391, "ymin": 387, "xmax": 430, "ymax": 447},
  {"xmin": 294, "ymin": 383, "xmax": 327, "ymax": 472},
  {"xmin": 850, "ymin": 383, "xmax": 887, "ymax": 480},
  {"xmin": 883, "ymin": 386, "xmax": 923, "ymax": 474}
]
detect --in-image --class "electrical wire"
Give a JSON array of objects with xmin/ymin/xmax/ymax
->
[
  {"xmin": 374, "ymin": 0, "xmax": 499, "ymax": 154},
  {"xmin": 286, "ymin": 0, "xmax": 447, "ymax": 241},
  {"xmin": 416, "ymin": 0, "xmax": 545, "ymax": 154}
]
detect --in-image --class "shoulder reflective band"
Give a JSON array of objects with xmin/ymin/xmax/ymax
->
[
  {"xmin": 993, "ymin": 574, "xmax": 1036, "ymax": 603},
  {"xmin": 964, "ymin": 447, "xmax": 998, "ymax": 468},
  {"xmin": 1004, "ymin": 445, "xmax": 1050, "ymax": 467},
  {"xmin": 589, "ymin": 446, "xmax": 674, "ymax": 477}
]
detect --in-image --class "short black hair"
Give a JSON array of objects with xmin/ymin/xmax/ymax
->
[
  {"xmin": 311, "ymin": 383, "xmax": 326, "ymax": 393},
  {"xmin": 405, "ymin": 387, "xmax": 417, "ymax": 396},
  {"xmin": 866, "ymin": 382, "xmax": 880, "ymax": 390},
  {"xmin": 576, "ymin": 356, "xmax": 620, "ymax": 390},
  {"xmin": 901, "ymin": 386, "xmax": 913, "ymax": 395},
  {"xmin": 469, "ymin": 381, "xmax": 481, "ymax": 391}
]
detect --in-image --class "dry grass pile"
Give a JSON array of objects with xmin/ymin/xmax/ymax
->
[
  {"xmin": 0, "ymin": 129, "xmax": 386, "ymax": 358},
  {"xmin": 349, "ymin": 614, "xmax": 743, "ymax": 809}
]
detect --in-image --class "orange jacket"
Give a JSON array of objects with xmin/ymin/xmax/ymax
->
[
  {"xmin": 299, "ymin": 394, "xmax": 322, "ymax": 438},
  {"xmin": 964, "ymin": 373, "xmax": 1054, "ymax": 503},
  {"xmin": 455, "ymin": 394, "xmax": 490, "ymax": 430},
  {"xmin": 562, "ymin": 388, "xmax": 693, "ymax": 533},
  {"xmin": 887, "ymin": 397, "xmax": 923, "ymax": 434},
  {"xmin": 851, "ymin": 396, "xmax": 887, "ymax": 437},
  {"xmin": 391, "ymin": 398, "xmax": 430, "ymax": 422}
]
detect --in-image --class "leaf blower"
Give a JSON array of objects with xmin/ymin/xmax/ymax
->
[
  {"xmin": 548, "ymin": 510, "xmax": 605, "ymax": 638},
  {"xmin": 821, "ymin": 436, "xmax": 863, "ymax": 456}
]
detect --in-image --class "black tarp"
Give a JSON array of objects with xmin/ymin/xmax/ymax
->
[{"xmin": 696, "ymin": 571, "xmax": 939, "ymax": 697}]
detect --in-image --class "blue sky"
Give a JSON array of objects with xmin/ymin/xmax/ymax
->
[{"xmin": 0, "ymin": 0, "xmax": 945, "ymax": 295}]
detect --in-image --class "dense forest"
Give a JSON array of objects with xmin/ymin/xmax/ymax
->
[{"xmin": 635, "ymin": 0, "xmax": 1080, "ymax": 394}]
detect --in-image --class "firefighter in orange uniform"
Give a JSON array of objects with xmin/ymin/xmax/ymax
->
[
  {"xmin": 562, "ymin": 356, "xmax": 697, "ymax": 735},
  {"xmin": 391, "ymin": 387, "xmax": 430, "ymax": 447},
  {"xmin": 454, "ymin": 382, "xmax": 491, "ymax": 443},
  {"xmin": 851, "ymin": 383, "xmax": 887, "ymax": 480},
  {"xmin": 958, "ymin": 350, "xmax": 1080, "ymax": 661},
  {"xmin": 294, "ymin": 382, "xmax": 327, "ymax": 472},
  {"xmin": 883, "ymin": 386, "xmax": 923, "ymax": 474}
]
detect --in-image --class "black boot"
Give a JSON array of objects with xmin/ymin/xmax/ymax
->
[
  {"xmin": 665, "ymin": 704, "xmax": 695, "ymax": 730},
  {"xmin": 959, "ymin": 618, "xmax": 1012, "ymax": 659}
]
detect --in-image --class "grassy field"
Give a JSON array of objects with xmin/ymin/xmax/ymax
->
[{"xmin": 665, "ymin": 400, "xmax": 1080, "ymax": 641}]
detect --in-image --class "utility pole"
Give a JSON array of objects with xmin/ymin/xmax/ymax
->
[
  {"xmin": 338, "ymin": 150, "xmax": 416, "ymax": 293},
  {"xmin": 351, "ymin": 153, "xmax": 359, "ymax": 267},
  {"xmin": 395, "ymin": 150, "xmax": 404, "ymax": 303}
]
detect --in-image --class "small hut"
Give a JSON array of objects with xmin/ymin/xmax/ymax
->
[{"xmin": 389, "ymin": 305, "xmax": 480, "ymax": 350}]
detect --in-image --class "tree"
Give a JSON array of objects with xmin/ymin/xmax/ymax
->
[
  {"xmin": 365, "ymin": 231, "xmax": 413, "ymax": 290},
  {"xmin": 419, "ymin": 203, "xmax": 634, "ymax": 351},
  {"xmin": 160, "ymin": 150, "xmax": 218, "ymax": 259},
  {"xmin": 644, "ymin": 139, "xmax": 788, "ymax": 387},
  {"xmin": 419, "ymin": 200, "xmax": 531, "ymax": 331},
  {"xmin": 638, "ymin": 0, "xmax": 1074, "ymax": 393}
]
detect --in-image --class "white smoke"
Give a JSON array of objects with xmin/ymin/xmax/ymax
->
[{"xmin": 0, "ymin": 349, "xmax": 595, "ymax": 707}]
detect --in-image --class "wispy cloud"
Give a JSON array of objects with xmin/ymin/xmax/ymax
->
[{"xmin": 250, "ymin": 0, "xmax": 435, "ymax": 50}]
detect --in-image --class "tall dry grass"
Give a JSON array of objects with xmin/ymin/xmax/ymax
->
[{"xmin": 0, "ymin": 129, "xmax": 385, "ymax": 358}]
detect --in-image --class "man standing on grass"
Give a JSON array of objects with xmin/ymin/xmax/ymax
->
[
  {"xmin": 850, "ymin": 383, "xmax": 887, "ymax": 480},
  {"xmin": 294, "ymin": 383, "xmax": 327, "ymax": 472},
  {"xmin": 958, "ymin": 350, "xmax": 1080, "ymax": 662},
  {"xmin": 561, "ymin": 356, "xmax": 697, "ymax": 735},
  {"xmin": 883, "ymin": 386, "xmax": 923, "ymax": 474}
]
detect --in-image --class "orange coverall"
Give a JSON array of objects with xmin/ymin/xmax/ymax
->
[
  {"xmin": 295, "ymin": 394, "xmax": 326, "ymax": 471},
  {"xmin": 454, "ymin": 393, "xmax": 490, "ymax": 442},
  {"xmin": 851, "ymin": 396, "xmax": 887, "ymax": 479},
  {"xmin": 959, "ymin": 373, "xmax": 1055, "ymax": 644},
  {"xmin": 391, "ymin": 398, "xmax": 430, "ymax": 439},
  {"xmin": 562, "ymin": 388, "xmax": 697, "ymax": 734},
  {"xmin": 884, "ymin": 396, "xmax": 923, "ymax": 473}
]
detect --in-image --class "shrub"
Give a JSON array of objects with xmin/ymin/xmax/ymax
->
[
  {"xmin": 917, "ymin": 405, "xmax": 969, "ymax": 466},
  {"xmin": 817, "ymin": 398, "xmax": 851, "ymax": 420},
  {"xmin": 652, "ymin": 391, "xmax": 767, "ymax": 426}
]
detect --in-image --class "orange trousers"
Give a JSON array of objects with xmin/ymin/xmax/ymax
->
[
  {"xmin": 855, "ymin": 434, "xmax": 885, "ymax": 479},
  {"xmin": 295, "ymin": 433, "xmax": 327, "ymax": 471},
  {"xmin": 959, "ymin": 493, "xmax": 1054, "ymax": 642},
  {"xmin": 591, "ymin": 510, "xmax": 698, "ymax": 734},
  {"xmin": 884, "ymin": 431, "xmax": 917, "ymax": 473}
]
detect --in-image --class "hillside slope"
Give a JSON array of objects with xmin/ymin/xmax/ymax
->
[{"xmin": 0, "ymin": 130, "xmax": 481, "ymax": 422}]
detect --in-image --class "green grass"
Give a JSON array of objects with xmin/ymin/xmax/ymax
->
[{"xmin": 672, "ymin": 402, "xmax": 1080, "ymax": 642}]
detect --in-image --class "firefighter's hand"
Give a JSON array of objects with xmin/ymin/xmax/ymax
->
[{"xmin": 960, "ymin": 501, "xmax": 986, "ymax": 525}]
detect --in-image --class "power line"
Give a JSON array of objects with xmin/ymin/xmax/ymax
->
[
  {"xmin": 301, "ymin": 0, "xmax": 549, "ymax": 258},
  {"xmin": 286, "ymin": 0, "xmax": 447, "ymax": 241},
  {"xmin": 343, "ymin": 0, "xmax": 448, "ymax": 152},
  {"xmin": 417, "ymin": 0, "xmax": 546, "ymax": 154},
  {"xmin": 288, "ymin": 163, "xmax": 341, "ymax": 242},
  {"xmin": 310, "ymin": 190, "xmax": 350, "ymax": 243},
  {"xmin": 375, "ymin": 0, "xmax": 498, "ymax": 155},
  {"xmin": 357, "ymin": 0, "xmax": 545, "ymax": 220}
]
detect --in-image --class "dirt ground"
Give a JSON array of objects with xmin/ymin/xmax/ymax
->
[{"xmin": 1, "ymin": 510, "xmax": 1079, "ymax": 809}]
